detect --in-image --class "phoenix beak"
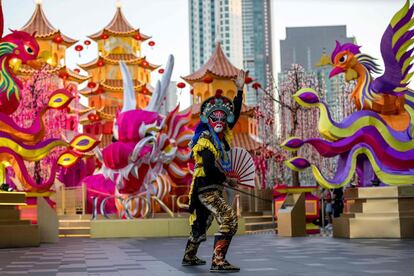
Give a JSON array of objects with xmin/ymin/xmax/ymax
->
[{"xmin": 329, "ymin": 67, "xmax": 345, "ymax": 78}]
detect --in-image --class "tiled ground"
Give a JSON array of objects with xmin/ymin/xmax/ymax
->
[{"xmin": 1, "ymin": 233, "xmax": 414, "ymax": 275}]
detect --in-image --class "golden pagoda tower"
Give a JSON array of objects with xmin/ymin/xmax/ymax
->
[
  {"xmin": 17, "ymin": 0, "xmax": 89, "ymax": 85},
  {"xmin": 182, "ymin": 42, "xmax": 261, "ymax": 154},
  {"xmin": 78, "ymin": 2, "xmax": 159, "ymax": 146}
]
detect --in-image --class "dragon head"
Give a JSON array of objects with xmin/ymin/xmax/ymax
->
[
  {"xmin": 329, "ymin": 41, "xmax": 361, "ymax": 81},
  {"xmin": 2, "ymin": 30, "xmax": 39, "ymax": 64}
]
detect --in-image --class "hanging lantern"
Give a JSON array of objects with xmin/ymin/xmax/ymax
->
[
  {"xmin": 158, "ymin": 68, "xmax": 164, "ymax": 74},
  {"xmin": 87, "ymin": 82, "xmax": 97, "ymax": 89},
  {"xmin": 134, "ymin": 33, "xmax": 142, "ymax": 40},
  {"xmin": 53, "ymin": 35, "xmax": 63, "ymax": 44},
  {"xmin": 190, "ymin": 89, "xmax": 194, "ymax": 95},
  {"xmin": 244, "ymin": 76, "xmax": 253, "ymax": 84},
  {"xmin": 75, "ymin": 45, "xmax": 84, "ymax": 57},
  {"xmin": 148, "ymin": 40, "xmax": 155, "ymax": 47},
  {"xmin": 74, "ymin": 68, "xmax": 80, "ymax": 74},
  {"xmin": 252, "ymin": 82, "xmax": 261, "ymax": 90},
  {"xmin": 84, "ymin": 40, "xmax": 91, "ymax": 49},
  {"xmin": 142, "ymin": 86, "xmax": 149, "ymax": 94},
  {"xmin": 97, "ymin": 60, "xmax": 105, "ymax": 67},
  {"xmin": 203, "ymin": 75, "xmax": 213, "ymax": 84},
  {"xmin": 58, "ymin": 72, "xmax": 69, "ymax": 80},
  {"xmin": 101, "ymin": 34, "xmax": 109, "ymax": 40},
  {"xmin": 142, "ymin": 60, "xmax": 149, "ymax": 67},
  {"xmin": 177, "ymin": 82, "xmax": 186, "ymax": 89},
  {"xmin": 95, "ymin": 88, "xmax": 104, "ymax": 94}
]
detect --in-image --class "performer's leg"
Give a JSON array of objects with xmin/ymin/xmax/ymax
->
[
  {"xmin": 182, "ymin": 205, "xmax": 210, "ymax": 266},
  {"xmin": 198, "ymin": 190, "xmax": 239, "ymax": 272}
]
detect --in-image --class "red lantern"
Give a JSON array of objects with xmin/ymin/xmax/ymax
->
[
  {"xmin": 203, "ymin": 75, "xmax": 213, "ymax": 84},
  {"xmin": 74, "ymin": 68, "xmax": 80, "ymax": 74},
  {"xmin": 252, "ymin": 82, "xmax": 261, "ymax": 90},
  {"xmin": 58, "ymin": 72, "xmax": 69, "ymax": 80},
  {"xmin": 84, "ymin": 40, "xmax": 91, "ymax": 46},
  {"xmin": 142, "ymin": 60, "xmax": 149, "ymax": 67},
  {"xmin": 190, "ymin": 89, "xmax": 194, "ymax": 95},
  {"xmin": 96, "ymin": 88, "xmax": 104, "ymax": 94},
  {"xmin": 75, "ymin": 45, "xmax": 84, "ymax": 52},
  {"xmin": 177, "ymin": 82, "xmax": 186, "ymax": 89},
  {"xmin": 158, "ymin": 68, "xmax": 165, "ymax": 74},
  {"xmin": 53, "ymin": 35, "xmax": 63, "ymax": 44},
  {"xmin": 148, "ymin": 40, "xmax": 155, "ymax": 47},
  {"xmin": 87, "ymin": 82, "xmax": 97, "ymax": 89},
  {"xmin": 97, "ymin": 60, "xmax": 105, "ymax": 67},
  {"xmin": 245, "ymin": 76, "xmax": 253, "ymax": 84},
  {"xmin": 142, "ymin": 86, "xmax": 149, "ymax": 94},
  {"xmin": 101, "ymin": 34, "xmax": 109, "ymax": 40},
  {"xmin": 134, "ymin": 34, "xmax": 142, "ymax": 40},
  {"xmin": 75, "ymin": 45, "xmax": 84, "ymax": 57}
]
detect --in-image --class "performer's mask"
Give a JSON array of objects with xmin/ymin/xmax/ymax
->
[{"xmin": 208, "ymin": 110, "xmax": 227, "ymax": 133}]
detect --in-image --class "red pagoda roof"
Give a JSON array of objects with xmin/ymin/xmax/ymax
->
[
  {"xmin": 20, "ymin": 3, "xmax": 77, "ymax": 46},
  {"xmin": 182, "ymin": 42, "xmax": 240, "ymax": 83},
  {"xmin": 88, "ymin": 7, "xmax": 150, "ymax": 40}
]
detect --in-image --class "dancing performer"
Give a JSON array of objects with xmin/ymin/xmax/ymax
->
[{"xmin": 182, "ymin": 70, "xmax": 247, "ymax": 273}]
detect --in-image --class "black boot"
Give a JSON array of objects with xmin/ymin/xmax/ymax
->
[
  {"xmin": 182, "ymin": 240, "xmax": 206, "ymax": 266},
  {"xmin": 210, "ymin": 234, "xmax": 240, "ymax": 273}
]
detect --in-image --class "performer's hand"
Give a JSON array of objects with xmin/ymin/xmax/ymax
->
[
  {"xmin": 234, "ymin": 70, "xmax": 248, "ymax": 91},
  {"xmin": 226, "ymin": 177, "xmax": 239, "ymax": 187}
]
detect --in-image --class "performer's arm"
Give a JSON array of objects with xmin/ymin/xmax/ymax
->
[
  {"xmin": 229, "ymin": 89, "xmax": 243, "ymax": 129},
  {"xmin": 200, "ymin": 149, "xmax": 226, "ymax": 184}
]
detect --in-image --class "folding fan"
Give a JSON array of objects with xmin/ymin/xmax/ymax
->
[{"xmin": 217, "ymin": 147, "xmax": 256, "ymax": 188}]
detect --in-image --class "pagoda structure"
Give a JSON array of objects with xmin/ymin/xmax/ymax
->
[
  {"xmin": 18, "ymin": 1, "xmax": 89, "ymax": 85},
  {"xmin": 78, "ymin": 3, "xmax": 159, "ymax": 147},
  {"xmin": 182, "ymin": 42, "xmax": 262, "ymax": 156}
]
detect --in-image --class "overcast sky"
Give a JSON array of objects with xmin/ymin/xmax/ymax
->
[{"xmin": 3, "ymin": 0, "xmax": 408, "ymax": 106}]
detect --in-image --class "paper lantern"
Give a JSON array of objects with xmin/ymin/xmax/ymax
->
[
  {"xmin": 134, "ymin": 34, "xmax": 142, "ymax": 40},
  {"xmin": 53, "ymin": 35, "xmax": 63, "ymax": 44},
  {"xmin": 245, "ymin": 76, "xmax": 253, "ymax": 84},
  {"xmin": 148, "ymin": 41, "xmax": 155, "ymax": 47},
  {"xmin": 190, "ymin": 89, "xmax": 194, "ymax": 95},
  {"xmin": 101, "ymin": 34, "xmax": 109, "ymax": 40},
  {"xmin": 74, "ymin": 68, "xmax": 80, "ymax": 73},
  {"xmin": 87, "ymin": 82, "xmax": 97, "ymax": 89},
  {"xmin": 97, "ymin": 60, "xmax": 105, "ymax": 67},
  {"xmin": 203, "ymin": 75, "xmax": 213, "ymax": 84},
  {"xmin": 84, "ymin": 40, "xmax": 91, "ymax": 46},
  {"xmin": 58, "ymin": 72, "xmax": 69, "ymax": 80},
  {"xmin": 75, "ymin": 45, "xmax": 84, "ymax": 52},
  {"xmin": 158, "ymin": 68, "xmax": 164, "ymax": 74},
  {"xmin": 177, "ymin": 82, "xmax": 186, "ymax": 89},
  {"xmin": 252, "ymin": 82, "xmax": 261, "ymax": 90}
]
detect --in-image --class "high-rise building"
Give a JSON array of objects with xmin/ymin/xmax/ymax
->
[
  {"xmin": 280, "ymin": 26, "xmax": 355, "ymax": 107},
  {"xmin": 242, "ymin": 0, "xmax": 273, "ymax": 106},
  {"xmin": 189, "ymin": 0, "xmax": 272, "ymax": 106},
  {"xmin": 280, "ymin": 26, "xmax": 354, "ymax": 72}
]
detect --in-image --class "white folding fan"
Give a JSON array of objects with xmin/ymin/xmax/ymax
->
[{"xmin": 217, "ymin": 147, "xmax": 256, "ymax": 188}]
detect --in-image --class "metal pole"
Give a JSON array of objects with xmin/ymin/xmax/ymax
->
[{"xmin": 271, "ymin": 197, "xmax": 276, "ymax": 233}]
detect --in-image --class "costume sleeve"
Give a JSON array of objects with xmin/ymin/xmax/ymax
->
[
  {"xmin": 229, "ymin": 90, "xmax": 243, "ymax": 129},
  {"xmin": 199, "ymin": 149, "xmax": 226, "ymax": 184}
]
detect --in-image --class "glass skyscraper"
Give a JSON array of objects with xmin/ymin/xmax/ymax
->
[{"xmin": 189, "ymin": 0, "xmax": 273, "ymax": 106}]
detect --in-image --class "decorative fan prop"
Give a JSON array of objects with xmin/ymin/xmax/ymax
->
[{"xmin": 217, "ymin": 147, "xmax": 256, "ymax": 188}]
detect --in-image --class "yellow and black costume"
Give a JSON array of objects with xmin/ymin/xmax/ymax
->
[{"xmin": 182, "ymin": 89, "xmax": 242, "ymax": 273}]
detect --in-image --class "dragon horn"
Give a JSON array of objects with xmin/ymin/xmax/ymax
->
[
  {"xmin": 146, "ymin": 54, "xmax": 174, "ymax": 111},
  {"xmin": 119, "ymin": 61, "xmax": 137, "ymax": 112}
]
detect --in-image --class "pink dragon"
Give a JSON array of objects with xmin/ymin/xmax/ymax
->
[{"xmin": 83, "ymin": 56, "xmax": 194, "ymax": 217}]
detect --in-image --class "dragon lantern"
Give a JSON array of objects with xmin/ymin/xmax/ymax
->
[
  {"xmin": 0, "ymin": 2, "xmax": 98, "ymax": 192},
  {"xmin": 82, "ymin": 56, "xmax": 194, "ymax": 216},
  {"xmin": 282, "ymin": 0, "xmax": 414, "ymax": 188}
]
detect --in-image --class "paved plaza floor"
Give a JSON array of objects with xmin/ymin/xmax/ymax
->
[{"xmin": 1, "ymin": 233, "xmax": 414, "ymax": 276}]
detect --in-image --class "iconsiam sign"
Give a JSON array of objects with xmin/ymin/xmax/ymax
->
[
  {"xmin": 282, "ymin": 0, "xmax": 414, "ymax": 188},
  {"xmin": 82, "ymin": 56, "xmax": 194, "ymax": 217},
  {"xmin": 0, "ymin": 5, "xmax": 98, "ymax": 192}
]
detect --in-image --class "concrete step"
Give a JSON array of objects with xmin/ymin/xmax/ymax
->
[
  {"xmin": 243, "ymin": 215, "xmax": 274, "ymax": 223},
  {"xmin": 0, "ymin": 220, "xmax": 31, "ymax": 225},
  {"xmin": 0, "ymin": 224, "xmax": 40, "ymax": 248},
  {"xmin": 59, "ymin": 219, "xmax": 90, "ymax": 228},
  {"xmin": 59, "ymin": 226, "xmax": 91, "ymax": 237},
  {"xmin": 245, "ymin": 221, "xmax": 276, "ymax": 232}
]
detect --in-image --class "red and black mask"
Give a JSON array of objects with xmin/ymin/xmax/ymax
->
[{"xmin": 208, "ymin": 110, "xmax": 227, "ymax": 133}]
